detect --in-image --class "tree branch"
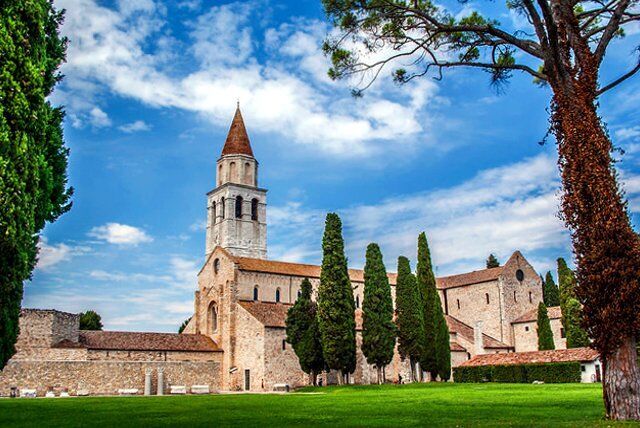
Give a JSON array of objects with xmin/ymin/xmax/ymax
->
[
  {"xmin": 596, "ymin": 56, "xmax": 640, "ymax": 95},
  {"xmin": 595, "ymin": 0, "xmax": 632, "ymax": 63}
]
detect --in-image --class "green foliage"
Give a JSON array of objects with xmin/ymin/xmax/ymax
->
[
  {"xmin": 565, "ymin": 298, "xmax": 590, "ymax": 348},
  {"xmin": 454, "ymin": 362, "xmax": 582, "ymax": 383},
  {"xmin": 317, "ymin": 213, "xmax": 356, "ymax": 377},
  {"xmin": 543, "ymin": 271, "xmax": 561, "ymax": 307},
  {"xmin": 178, "ymin": 317, "xmax": 192, "ymax": 334},
  {"xmin": 286, "ymin": 278, "xmax": 325, "ymax": 382},
  {"xmin": 0, "ymin": 0, "xmax": 72, "ymax": 369},
  {"xmin": 361, "ymin": 243, "xmax": 396, "ymax": 375},
  {"xmin": 486, "ymin": 254, "xmax": 500, "ymax": 268},
  {"xmin": 79, "ymin": 310, "xmax": 103, "ymax": 331},
  {"xmin": 556, "ymin": 259, "xmax": 589, "ymax": 348},
  {"xmin": 434, "ymin": 296, "xmax": 451, "ymax": 381},
  {"xmin": 537, "ymin": 303, "xmax": 555, "ymax": 351},
  {"xmin": 395, "ymin": 256, "xmax": 426, "ymax": 364},
  {"xmin": 416, "ymin": 232, "xmax": 438, "ymax": 377}
]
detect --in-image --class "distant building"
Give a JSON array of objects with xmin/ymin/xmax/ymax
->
[{"xmin": 0, "ymin": 107, "xmax": 575, "ymax": 396}]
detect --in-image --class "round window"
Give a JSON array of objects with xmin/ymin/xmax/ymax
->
[{"xmin": 516, "ymin": 269, "xmax": 524, "ymax": 282}]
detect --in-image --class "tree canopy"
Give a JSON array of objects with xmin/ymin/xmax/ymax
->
[
  {"xmin": 286, "ymin": 278, "xmax": 325, "ymax": 385},
  {"xmin": 543, "ymin": 271, "xmax": 561, "ymax": 307},
  {"xmin": 0, "ymin": 0, "xmax": 73, "ymax": 369},
  {"xmin": 317, "ymin": 213, "xmax": 356, "ymax": 380},
  {"xmin": 79, "ymin": 311, "xmax": 103, "ymax": 331},
  {"xmin": 486, "ymin": 254, "xmax": 500, "ymax": 268},
  {"xmin": 362, "ymin": 243, "xmax": 396, "ymax": 383},
  {"xmin": 537, "ymin": 303, "xmax": 555, "ymax": 351},
  {"xmin": 416, "ymin": 232, "xmax": 438, "ymax": 379},
  {"xmin": 178, "ymin": 317, "xmax": 192, "ymax": 334},
  {"xmin": 395, "ymin": 256, "xmax": 425, "ymax": 381}
]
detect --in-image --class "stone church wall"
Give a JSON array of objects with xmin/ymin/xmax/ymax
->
[
  {"xmin": 0, "ymin": 360, "xmax": 221, "ymax": 397},
  {"xmin": 512, "ymin": 318, "xmax": 566, "ymax": 352},
  {"xmin": 444, "ymin": 281, "xmax": 503, "ymax": 343},
  {"xmin": 263, "ymin": 327, "xmax": 308, "ymax": 390},
  {"xmin": 233, "ymin": 304, "xmax": 265, "ymax": 391}
]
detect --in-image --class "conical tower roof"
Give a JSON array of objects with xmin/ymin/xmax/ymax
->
[{"xmin": 221, "ymin": 104, "xmax": 254, "ymax": 157}]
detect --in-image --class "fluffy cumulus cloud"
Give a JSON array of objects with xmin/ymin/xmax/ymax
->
[
  {"xmin": 53, "ymin": 0, "xmax": 441, "ymax": 157},
  {"xmin": 88, "ymin": 222, "xmax": 153, "ymax": 245},
  {"xmin": 36, "ymin": 238, "xmax": 90, "ymax": 270},
  {"xmin": 118, "ymin": 120, "xmax": 151, "ymax": 133}
]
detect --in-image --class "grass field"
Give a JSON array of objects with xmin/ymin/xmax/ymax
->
[{"xmin": 0, "ymin": 383, "xmax": 634, "ymax": 427}]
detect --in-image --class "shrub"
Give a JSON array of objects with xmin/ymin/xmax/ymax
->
[{"xmin": 453, "ymin": 362, "xmax": 582, "ymax": 383}]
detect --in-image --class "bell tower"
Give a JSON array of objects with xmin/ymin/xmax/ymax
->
[{"xmin": 205, "ymin": 104, "xmax": 267, "ymax": 259}]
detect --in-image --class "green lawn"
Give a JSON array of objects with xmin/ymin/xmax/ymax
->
[{"xmin": 0, "ymin": 383, "xmax": 635, "ymax": 427}]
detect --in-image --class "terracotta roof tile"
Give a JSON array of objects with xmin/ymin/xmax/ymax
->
[
  {"xmin": 234, "ymin": 257, "xmax": 397, "ymax": 284},
  {"xmin": 450, "ymin": 341, "xmax": 467, "ymax": 352},
  {"xmin": 75, "ymin": 331, "xmax": 221, "ymax": 352},
  {"xmin": 512, "ymin": 306, "xmax": 562, "ymax": 324},
  {"xmin": 446, "ymin": 315, "xmax": 512, "ymax": 349},
  {"xmin": 436, "ymin": 267, "xmax": 503, "ymax": 289},
  {"xmin": 221, "ymin": 106, "xmax": 254, "ymax": 157},
  {"xmin": 459, "ymin": 347, "xmax": 599, "ymax": 367}
]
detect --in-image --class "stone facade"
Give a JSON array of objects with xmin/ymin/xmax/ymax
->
[{"xmin": 512, "ymin": 307, "xmax": 566, "ymax": 352}]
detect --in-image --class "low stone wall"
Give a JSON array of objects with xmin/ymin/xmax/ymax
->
[{"xmin": 0, "ymin": 360, "xmax": 221, "ymax": 397}]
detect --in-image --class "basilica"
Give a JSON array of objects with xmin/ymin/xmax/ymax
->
[{"xmin": 0, "ymin": 107, "xmax": 569, "ymax": 396}]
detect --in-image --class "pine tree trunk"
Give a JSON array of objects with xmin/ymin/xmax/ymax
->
[
  {"xmin": 552, "ymin": 80, "xmax": 640, "ymax": 420},
  {"xmin": 409, "ymin": 358, "xmax": 416, "ymax": 382},
  {"xmin": 603, "ymin": 336, "xmax": 640, "ymax": 420},
  {"xmin": 377, "ymin": 366, "xmax": 382, "ymax": 385}
]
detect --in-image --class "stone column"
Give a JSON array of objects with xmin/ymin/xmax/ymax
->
[
  {"xmin": 157, "ymin": 367, "xmax": 164, "ymax": 396},
  {"xmin": 144, "ymin": 368, "xmax": 153, "ymax": 396}
]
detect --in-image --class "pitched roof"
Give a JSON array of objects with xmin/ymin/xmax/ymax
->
[
  {"xmin": 221, "ymin": 105, "xmax": 254, "ymax": 157},
  {"xmin": 234, "ymin": 257, "xmax": 398, "ymax": 284},
  {"xmin": 446, "ymin": 315, "xmax": 512, "ymax": 349},
  {"xmin": 459, "ymin": 347, "xmax": 599, "ymax": 367},
  {"xmin": 62, "ymin": 331, "xmax": 221, "ymax": 352},
  {"xmin": 436, "ymin": 267, "xmax": 503, "ymax": 289},
  {"xmin": 512, "ymin": 306, "xmax": 562, "ymax": 324},
  {"xmin": 450, "ymin": 341, "xmax": 467, "ymax": 352}
]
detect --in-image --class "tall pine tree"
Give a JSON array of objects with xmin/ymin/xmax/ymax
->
[
  {"xmin": 1, "ymin": 1, "xmax": 73, "ymax": 368},
  {"xmin": 537, "ymin": 303, "xmax": 556, "ymax": 351},
  {"xmin": 543, "ymin": 271, "xmax": 561, "ymax": 307},
  {"xmin": 434, "ymin": 296, "xmax": 451, "ymax": 381},
  {"xmin": 486, "ymin": 254, "xmax": 500, "ymax": 268},
  {"xmin": 362, "ymin": 243, "xmax": 396, "ymax": 384},
  {"xmin": 286, "ymin": 278, "xmax": 325, "ymax": 385},
  {"xmin": 557, "ymin": 258, "xmax": 589, "ymax": 348},
  {"xmin": 416, "ymin": 232, "xmax": 438, "ymax": 381},
  {"xmin": 395, "ymin": 256, "xmax": 425, "ymax": 382},
  {"xmin": 317, "ymin": 213, "xmax": 356, "ymax": 383}
]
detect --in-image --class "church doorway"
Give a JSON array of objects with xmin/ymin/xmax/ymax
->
[{"xmin": 244, "ymin": 369, "xmax": 251, "ymax": 391}]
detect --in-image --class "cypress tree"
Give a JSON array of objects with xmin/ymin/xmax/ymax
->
[
  {"xmin": 565, "ymin": 298, "xmax": 590, "ymax": 348},
  {"xmin": 434, "ymin": 296, "xmax": 451, "ymax": 381},
  {"xmin": 317, "ymin": 213, "xmax": 356, "ymax": 383},
  {"xmin": 557, "ymin": 258, "xmax": 589, "ymax": 348},
  {"xmin": 543, "ymin": 271, "xmax": 561, "ymax": 307},
  {"xmin": 416, "ymin": 232, "xmax": 438, "ymax": 380},
  {"xmin": 178, "ymin": 317, "xmax": 191, "ymax": 334},
  {"xmin": 0, "ymin": 0, "xmax": 73, "ymax": 369},
  {"xmin": 486, "ymin": 254, "xmax": 500, "ymax": 268},
  {"xmin": 286, "ymin": 278, "xmax": 325, "ymax": 385},
  {"xmin": 395, "ymin": 256, "xmax": 426, "ymax": 382},
  {"xmin": 537, "ymin": 302, "xmax": 556, "ymax": 351},
  {"xmin": 362, "ymin": 243, "xmax": 396, "ymax": 384}
]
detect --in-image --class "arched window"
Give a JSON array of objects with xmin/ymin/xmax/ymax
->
[
  {"xmin": 251, "ymin": 198, "xmax": 259, "ymax": 221},
  {"xmin": 214, "ymin": 258, "xmax": 220, "ymax": 274},
  {"xmin": 355, "ymin": 295, "xmax": 360, "ymax": 309},
  {"xmin": 456, "ymin": 299, "xmax": 460, "ymax": 310},
  {"xmin": 485, "ymin": 293, "xmax": 490, "ymax": 304},
  {"xmin": 513, "ymin": 290, "xmax": 517, "ymax": 302},
  {"xmin": 235, "ymin": 196, "xmax": 243, "ymax": 219},
  {"xmin": 229, "ymin": 162, "xmax": 236, "ymax": 181},
  {"xmin": 221, "ymin": 198, "xmax": 225, "ymax": 219},
  {"xmin": 275, "ymin": 288, "xmax": 281, "ymax": 303},
  {"xmin": 244, "ymin": 162, "xmax": 252, "ymax": 184},
  {"xmin": 218, "ymin": 164, "xmax": 223, "ymax": 185},
  {"xmin": 212, "ymin": 201, "xmax": 217, "ymax": 222},
  {"xmin": 253, "ymin": 286, "xmax": 259, "ymax": 301},
  {"xmin": 529, "ymin": 291, "xmax": 533, "ymax": 303},
  {"xmin": 282, "ymin": 339, "xmax": 286, "ymax": 350},
  {"xmin": 208, "ymin": 301, "xmax": 218, "ymax": 334}
]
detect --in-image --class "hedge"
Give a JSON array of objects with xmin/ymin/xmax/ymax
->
[{"xmin": 453, "ymin": 362, "xmax": 581, "ymax": 383}]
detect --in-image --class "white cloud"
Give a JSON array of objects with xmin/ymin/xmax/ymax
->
[
  {"xmin": 616, "ymin": 126, "xmax": 640, "ymax": 141},
  {"xmin": 36, "ymin": 238, "xmax": 90, "ymax": 270},
  {"xmin": 118, "ymin": 120, "xmax": 151, "ymax": 133},
  {"xmin": 88, "ymin": 222, "xmax": 153, "ymax": 245},
  {"xmin": 54, "ymin": 0, "xmax": 442, "ymax": 157},
  {"xmin": 89, "ymin": 107, "xmax": 112, "ymax": 127}
]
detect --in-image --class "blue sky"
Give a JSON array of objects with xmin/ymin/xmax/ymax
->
[{"xmin": 30, "ymin": 0, "xmax": 640, "ymax": 332}]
